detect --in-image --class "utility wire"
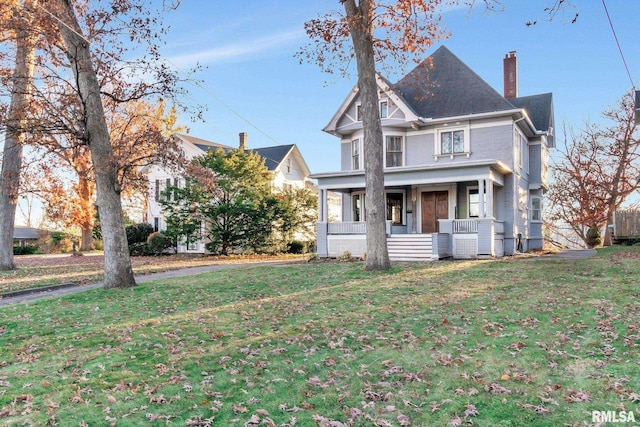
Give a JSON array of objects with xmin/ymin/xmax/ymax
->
[
  {"xmin": 32, "ymin": 4, "xmax": 285, "ymax": 153},
  {"xmin": 36, "ymin": 3, "xmax": 91, "ymax": 45},
  {"xmin": 601, "ymin": 0, "xmax": 635, "ymax": 90}
]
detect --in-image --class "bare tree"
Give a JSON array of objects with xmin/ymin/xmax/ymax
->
[{"xmin": 548, "ymin": 92, "xmax": 640, "ymax": 247}]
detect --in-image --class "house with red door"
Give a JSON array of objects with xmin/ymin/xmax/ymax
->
[{"xmin": 312, "ymin": 46, "xmax": 554, "ymax": 260}]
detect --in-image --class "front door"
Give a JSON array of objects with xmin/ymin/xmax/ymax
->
[{"xmin": 421, "ymin": 191, "xmax": 448, "ymax": 233}]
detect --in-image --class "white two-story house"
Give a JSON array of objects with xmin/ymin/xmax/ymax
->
[
  {"xmin": 312, "ymin": 47, "xmax": 554, "ymax": 260},
  {"xmin": 146, "ymin": 132, "xmax": 312, "ymax": 253}
]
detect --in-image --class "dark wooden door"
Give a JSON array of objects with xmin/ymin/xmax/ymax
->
[{"xmin": 421, "ymin": 191, "xmax": 448, "ymax": 233}]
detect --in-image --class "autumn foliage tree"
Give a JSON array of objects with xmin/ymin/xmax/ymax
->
[
  {"xmin": 299, "ymin": 0, "xmax": 497, "ymax": 270},
  {"xmin": 1, "ymin": 0, "xmax": 197, "ymax": 287},
  {"xmin": 547, "ymin": 91, "xmax": 640, "ymax": 248}
]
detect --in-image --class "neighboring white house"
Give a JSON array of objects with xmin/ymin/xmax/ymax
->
[
  {"xmin": 146, "ymin": 132, "xmax": 312, "ymax": 253},
  {"xmin": 312, "ymin": 47, "xmax": 554, "ymax": 260}
]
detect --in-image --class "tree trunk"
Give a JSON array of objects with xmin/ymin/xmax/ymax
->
[
  {"xmin": 0, "ymin": 3, "xmax": 36, "ymax": 270},
  {"xmin": 55, "ymin": 0, "xmax": 136, "ymax": 288},
  {"xmin": 343, "ymin": 0, "xmax": 390, "ymax": 270}
]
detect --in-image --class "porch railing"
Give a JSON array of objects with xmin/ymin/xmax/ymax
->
[
  {"xmin": 453, "ymin": 219, "xmax": 478, "ymax": 233},
  {"xmin": 328, "ymin": 222, "xmax": 366, "ymax": 234},
  {"xmin": 326, "ymin": 221, "xmax": 393, "ymax": 235}
]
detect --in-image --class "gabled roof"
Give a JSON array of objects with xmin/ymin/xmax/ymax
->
[
  {"xmin": 251, "ymin": 145, "xmax": 295, "ymax": 171},
  {"xmin": 174, "ymin": 134, "xmax": 310, "ymax": 175},
  {"xmin": 393, "ymin": 46, "xmax": 515, "ymax": 120},
  {"xmin": 174, "ymin": 133, "xmax": 233, "ymax": 152},
  {"xmin": 324, "ymin": 46, "xmax": 554, "ymax": 139}
]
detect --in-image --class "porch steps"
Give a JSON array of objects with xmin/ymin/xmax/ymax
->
[{"xmin": 387, "ymin": 234, "xmax": 433, "ymax": 261}]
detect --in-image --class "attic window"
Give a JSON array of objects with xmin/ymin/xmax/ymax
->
[
  {"xmin": 380, "ymin": 101, "xmax": 388, "ymax": 118},
  {"xmin": 286, "ymin": 158, "xmax": 292, "ymax": 174},
  {"xmin": 356, "ymin": 104, "xmax": 362, "ymax": 122}
]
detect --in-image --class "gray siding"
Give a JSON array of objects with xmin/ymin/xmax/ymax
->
[
  {"xmin": 469, "ymin": 125, "xmax": 513, "ymax": 164},
  {"xmin": 405, "ymin": 133, "xmax": 433, "ymax": 166},
  {"xmin": 529, "ymin": 143, "xmax": 541, "ymax": 185},
  {"xmin": 341, "ymin": 142, "xmax": 351, "ymax": 171},
  {"xmin": 342, "ymin": 193, "xmax": 352, "ymax": 221}
]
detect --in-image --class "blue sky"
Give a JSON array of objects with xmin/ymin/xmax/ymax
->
[{"xmin": 159, "ymin": 1, "xmax": 640, "ymax": 176}]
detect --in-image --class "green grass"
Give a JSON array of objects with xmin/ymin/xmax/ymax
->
[{"xmin": 1, "ymin": 247, "xmax": 639, "ymax": 426}]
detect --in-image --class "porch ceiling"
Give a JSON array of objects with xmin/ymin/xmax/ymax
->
[{"xmin": 312, "ymin": 160, "xmax": 509, "ymax": 190}]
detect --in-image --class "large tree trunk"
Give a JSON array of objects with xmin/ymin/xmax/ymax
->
[
  {"xmin": 0, "ymin": 3, "xmax": 36, "ymax": 270},
  {"xmin": 55, "ymin": 0, "xmax": 136, "ymax": 288},
  {"xmin": 343, "ymin": 0, "xmax": 390, "ymax": 270}
]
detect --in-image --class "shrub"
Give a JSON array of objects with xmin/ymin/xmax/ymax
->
[
  {"xmin": 129, "ymin": 242, "xmax": 150, "ymax": 256},
  {"xmin": 93, "ymin": 240, "xmax": 104, "ymax": 251},
  {"xmin": 287, "ymin": 240, "xmax": 308, "ymax": 254},
  {"xmin": 13, "ymin": 245, "xmax": 38, "ymax": 255},
  {"xmin": 586, "ymin": 226, "xmax": 602, "ymax": 248},
  {"xmin": 126, "ymin": 223, "xmax": 154, "ymax": 245},
  {"xmin": 146, "ymin": 232, "xmax": 173, "ymax": 255}
]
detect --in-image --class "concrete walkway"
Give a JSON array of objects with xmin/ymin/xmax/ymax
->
[
  {"xmin": 0, "ymin": 260, "xmax": 301, "ymax": 307},
  {"xmin": 543, "ymin": 249, "xmax": 597, "ymax": 259}
]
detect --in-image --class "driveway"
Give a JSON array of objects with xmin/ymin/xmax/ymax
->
[{"xmin": 0, "ymin": 260, "xmax": 300, "ymax": 307}]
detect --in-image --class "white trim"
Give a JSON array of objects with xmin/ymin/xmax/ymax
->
[{"xmin": 530, "ymin": 196, "xmax": 542, "ymax": 222}]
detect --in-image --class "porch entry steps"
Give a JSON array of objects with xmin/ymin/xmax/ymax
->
[{"xmin": 386, "ymin": 234, "xmax": 433, "ymax": 261}]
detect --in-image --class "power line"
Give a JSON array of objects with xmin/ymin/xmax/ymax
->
[{"xmin": 601, "ymin": 0, "xmax": 635, "ymax": 90}]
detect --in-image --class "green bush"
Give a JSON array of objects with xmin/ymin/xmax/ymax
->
[
  {"xmin": 146, "ymin": 232, "xmax": 173, "ymax": 255},
  {"xmin": 586, "ymin": 226, "xmax": 602, "ymax": 248},
  {"xmin": 13, "ymin": 245, "xmax": 38, "ymax": 255},
  {"xmin": 126, "ymin": 223, "xmax": 154, "ymax": 245},
  {"xmin": 128, "ymin": 242, "xmax": 150, "ymax": 256},
  {"xmin": 287, "ymin": 240, "xmax": 308, "ymax": 254}
]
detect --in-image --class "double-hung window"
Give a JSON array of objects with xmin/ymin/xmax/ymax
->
[
  {"xmin": 441, "ymin": 130, "xmax": 465, "ymax": 155},
  {"xmin": 385, "ymin": 136, "xmax": 403, "ymax": 167},
  {"xmin": 352, "ymin": 139, "xmax": 361, "ymax": 170},
  {"xmin": 531, "ymin": 197, "xmax": 542, "ymax": 221}
]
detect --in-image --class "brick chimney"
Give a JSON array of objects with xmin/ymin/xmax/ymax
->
[
  {"xmin": 239, "ymin": 132, "xmax": 248, "ymax": 151},
  {"xmin": 503, "ymin": 51, "xmax": 518, "ymax": 99}
]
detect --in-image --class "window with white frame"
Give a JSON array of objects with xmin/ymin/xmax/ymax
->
[
  {"xmin": 286, "ymin": 157, "xmax": 292, "ymax": 174},
  {"xmin": 352, "ymin": 139, "xmax": 361, "ymax": 170},
  {"xmin": 531, "ymin": 197, "xmax": 542, "ymax": 221},
  {"xmin": 380, "ymin": 100, "xmax": 388, "ymax": 118},
  {"xmin": 385, "ymin": 136, "xmax": 403, "ymax": 167},
  {"xmin": 386, "ymin": 192, "xmax": 404, "ymax": 225},
  {"xmin": 437, "ymin": 128, "xmax": 468, "ymax": 156},
  {"xmin": 468, "ymin": 187, "xmax": 486, "ymax": 218},
  {"xmin": 356, "ymin": 103, "xmax": 362, "ymax": 121},
  {"xmin": 353, "ymin": 193, "xmax": 364, "ymax": 222}
]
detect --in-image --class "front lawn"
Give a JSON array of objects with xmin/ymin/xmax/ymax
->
[
  {"xmin": 0, "ymin": 253, "xmax": 300, "ymax": 293},
  {"xmin": 1, "ymin": 247, "xmax": 638, "ymax": 426}
]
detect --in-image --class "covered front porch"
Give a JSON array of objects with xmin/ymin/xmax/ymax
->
[{"xmin": 313, "ymin": 161, "xmax": 511, "ymax": 260}]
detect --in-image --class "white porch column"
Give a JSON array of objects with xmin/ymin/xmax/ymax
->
[
  {"xmin": 486, "ymin": 179, "xmax": 494, "ymax": 219},
  {"xmin": 318, "ymin": 189, "xmax": 326, "ymax": 222},
  {"xmin": 478, "ymin": 178, "xmax": 485, "ymax": 218}
]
